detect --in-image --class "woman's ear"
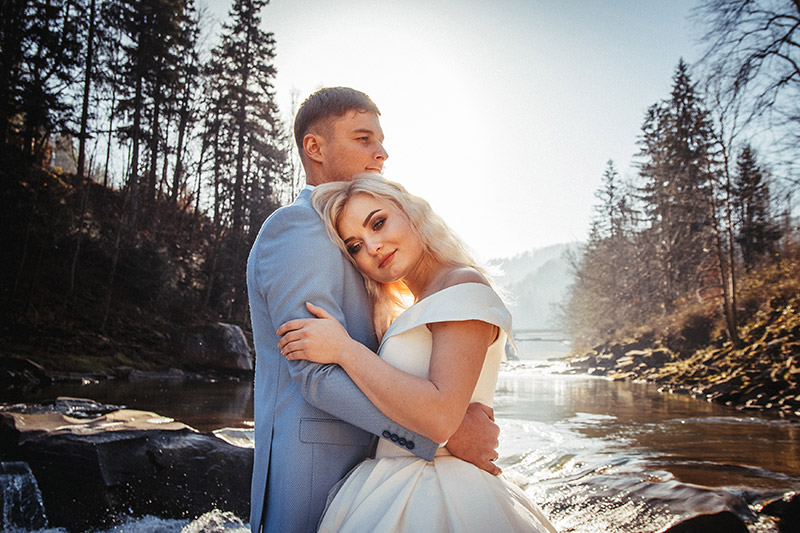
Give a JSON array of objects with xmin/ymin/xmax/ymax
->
[{"xmin": 303, "ymin": 133, "xmax": 324, "ymax": 164}]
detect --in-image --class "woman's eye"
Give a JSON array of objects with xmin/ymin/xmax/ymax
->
[
  {"xmin": 347, "ymin": 243, "xmax": 362, "ymax": 255},
  {"xmin": 372, "ymin": 217, "xmax": 385, "ymax": 231}
]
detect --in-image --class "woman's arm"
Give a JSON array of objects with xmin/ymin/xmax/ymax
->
[{"xmin": 278, "ymin": 303, "xmax": 496, "ymax": 443}]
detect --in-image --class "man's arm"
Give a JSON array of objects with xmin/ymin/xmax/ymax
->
[{"xmin": 253, "ymin": 204, "xmax": 437, "ymax": 460}]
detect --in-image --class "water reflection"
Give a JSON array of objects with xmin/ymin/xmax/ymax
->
[
  {"xmin": 1, "ymin": 377, "xmax": 253, "ymax": 433},
  {"xmin": 495, "ymin": 366, "xmax": 800, "ymax": 491}
]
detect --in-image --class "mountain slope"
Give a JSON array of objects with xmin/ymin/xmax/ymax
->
[{"xmin": 489, "ymin": 242, "xmax": 581, "ymax": 330}]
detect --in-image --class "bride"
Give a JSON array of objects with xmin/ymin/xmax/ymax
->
[{"xmin": 277, "ymin": 175, "xmax": 557, "ymax": 532}]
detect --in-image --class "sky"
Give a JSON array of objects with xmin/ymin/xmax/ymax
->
[{"xmin": 205, "ymin": 0, "xmax": 705, "ymax": 261}]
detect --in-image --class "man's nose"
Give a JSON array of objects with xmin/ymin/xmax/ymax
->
[{"xmin": 375, "ymin": 142, "xmax": 388, "ymax": 161}]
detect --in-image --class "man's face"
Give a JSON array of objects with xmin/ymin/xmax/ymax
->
[{"xmin": 317, "ymin": 110, "xmax": 388, "ymax": 182}]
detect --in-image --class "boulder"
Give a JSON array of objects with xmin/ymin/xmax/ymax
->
[
  {"xmin": 0, "ymin": 398, "xmax": 253, "ymax": 532},
  {"xmin": 0, "ymin": 356, "xmax": 52, "ymax": 390},
  {"xmin": 174, "ymin": 322, "xmax": 253, "ymax": 372},
  {"xmin": 761, "ymin": 492, "xmax": 800, "ymax": 533}
]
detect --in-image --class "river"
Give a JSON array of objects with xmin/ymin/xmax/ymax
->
[{"xmin": 3, "ymin": 331, "xmax": 799, "ymax": 532}]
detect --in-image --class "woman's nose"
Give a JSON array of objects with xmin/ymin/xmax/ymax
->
[{"xmin": 367, "ymin": 240, "xmax": 383, "ymax": 255}]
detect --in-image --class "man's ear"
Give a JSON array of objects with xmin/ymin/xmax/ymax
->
[{"xmin": 303, "ymin": 133, "xmax": 324, "ymax": 164}]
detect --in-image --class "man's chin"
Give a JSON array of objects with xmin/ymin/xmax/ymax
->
[{"xmin": 350, "ymin": 170, "xmax": 382, "ymax": 180}]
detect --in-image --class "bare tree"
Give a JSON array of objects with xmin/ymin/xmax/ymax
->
[{"xmin": 696, "ymin": 0, "xmax": 800, "ymax": 151}]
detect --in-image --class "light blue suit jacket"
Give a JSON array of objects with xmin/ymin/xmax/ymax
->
[{"xmin": 247, "ymin": 189, "xmax": 437, "ymax": 532}]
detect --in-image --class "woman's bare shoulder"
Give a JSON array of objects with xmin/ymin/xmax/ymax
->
[{"xmin": 438, "ymin": 266, "xmax": 490, "ymax": 290}]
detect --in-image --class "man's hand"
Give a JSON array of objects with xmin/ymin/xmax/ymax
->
[{"xmin": 445, "ymin": 402, "xmax": 501, "ymax": 475}]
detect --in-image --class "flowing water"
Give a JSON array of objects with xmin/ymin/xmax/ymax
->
[{"xmin": 2, "ymin": 331, "xmax": 799, "ymax": 532}]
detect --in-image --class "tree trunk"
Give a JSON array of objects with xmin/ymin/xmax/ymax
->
[
  {"xmin": 723, "ymin": 158, "xmax": 739, "ymax": 344},
  {"xmin": 147, "ymin": 69, "xmax": 163, "ymax": 204},
  {"xmin": 68, "ymin": 0, "xmax": 97, "ymax": 302},
  {"xmin": 171, "ymin": 79, "xmax": 192, "ymax": 204},
  {"xmin": 708, "ymin": 172, "xmax": 737, "ymax": 345},
  {"xmin": 128, "ymin": 68, "xmax": 143, "ymax": 233},
  {"xmin": 76, "ymin": 0, "xmax": 96, "ymax": 179}
]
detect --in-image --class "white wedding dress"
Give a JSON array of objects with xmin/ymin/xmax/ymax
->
[{"xmin": 318, "ymin": 283, "xmax": 557, "ymax": 532}]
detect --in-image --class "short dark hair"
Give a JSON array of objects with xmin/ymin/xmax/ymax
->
[{"xmin": 293, "ymin": 87, "xmax": 381, "ymax": 152}]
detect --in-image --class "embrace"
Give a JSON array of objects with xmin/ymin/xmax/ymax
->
[{"xmin": 247, "ymin": 87, "xmax": 556, "ymax": 532}]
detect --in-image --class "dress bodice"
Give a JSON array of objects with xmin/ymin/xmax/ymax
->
[
  {"xmin": 319, "ymin": 285, "xmax": 558, "ymax": 533},
  {"xmin": 375, "ymin": 283, "xmax": 512, "ymax": 459}
]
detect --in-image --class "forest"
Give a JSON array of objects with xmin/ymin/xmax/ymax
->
[
  {"xmin": 1, "ymin": 0, "xmax": 296, "ymax": 371},
  {"xmin": 1, "ymin": 0, "xmax": 799, "ymax": 376},
  {"xmin": 563, "ymin": 1, "xmax": 800, "ymax": 355}
]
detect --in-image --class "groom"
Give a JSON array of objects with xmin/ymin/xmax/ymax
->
[{"xmin": 247, "ymin": 87, "xmax": 500, "ymax": 533}]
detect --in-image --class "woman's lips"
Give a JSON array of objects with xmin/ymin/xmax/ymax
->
[{"xmin": 379, "ymin": 250, "xmax": 396, "ymax": 269}]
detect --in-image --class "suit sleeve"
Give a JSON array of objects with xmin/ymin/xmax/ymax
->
[{"xmin": 251, "ymin": 204, "xmax": 437, "ymax": 461}]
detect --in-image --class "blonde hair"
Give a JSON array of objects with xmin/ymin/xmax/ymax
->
[{"xmin": 312, "ymin": 175, "xmax": 487, "ymax": 338}]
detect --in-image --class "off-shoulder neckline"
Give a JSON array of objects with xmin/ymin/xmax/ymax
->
[
  {"xmin": 380, "ymin": 282, "xmax": 505, "ymax": 342},
  {"xmin": 409, "ymin": 281, "xmax": 494, "ymax": 310}
]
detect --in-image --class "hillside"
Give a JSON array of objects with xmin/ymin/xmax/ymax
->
[{"xmin": 489, "ymin": 243, "xmax": 580, "ymax": 330}]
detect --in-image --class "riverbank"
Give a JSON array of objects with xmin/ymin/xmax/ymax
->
[
  {"xmin": 4, "ymin": 363, "xmax": 800, "ymax": 532},
  {"xmin": 568, "ymin": 292, "xmax": 800, "ymax": 419}
]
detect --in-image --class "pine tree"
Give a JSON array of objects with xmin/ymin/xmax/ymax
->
[
  {"xmin": 105, "ymin": 0, "xmax": 198, "ymax": 225},
  {"xmin": 0, "ymin": 0, "xmax": 82, "ymax": 161},
  {"xmin": 637, "ymin": 60, "xmax": 717, "ymax": 312},
  {"xmin": 564, "ymin": 161, "xmax": 644, "ymax": 346},
  {"xmin": 201, "ymin": 0, "xmax": 287, "ymax": 319},
  {"xmin": 733, "ymin": 145, "xmax": 780, "ymax": 269}
]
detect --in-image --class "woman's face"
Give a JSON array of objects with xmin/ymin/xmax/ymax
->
[{"xmin": 337, "ymin": 193, "xmax": 425, "ymax": 284}]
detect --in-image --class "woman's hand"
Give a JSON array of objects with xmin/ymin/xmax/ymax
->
[{"xmin": 277, "ymin": 302, "xmax": 355, "ymax": 365}]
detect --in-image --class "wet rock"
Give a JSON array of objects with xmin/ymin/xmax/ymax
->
[
  {"xmin": 622, "ymin": 349, "xmax": 650, "ymax": 366},
  {"xmin": 613, "ymin": 356, "xmax": 636, "ymax": 372},
  {"xmin": 760, "ymin": 492, "xmax": 800, "ymax": 533},
  {"xmin": 174, "ymin": 322, "xmax": 253, "ymax": 373},
  {"xmin": 0, "ymin": 399, "xmax": 253, "ymax": 532},
  {"xmin": 594, "ymin": 353, "xmax": 617, "ymax": 369},
  {"xmin": 568, "ymin": 354, "xmax": 596, "ymax": 369},
  {"xmin": 0, "ymin": 461, "xmax": 48, "ymax": 531},
  {"xmin": 642, "ymin": 348, "xmax": 674, "ymax": 368},
  {"xmin": 660, "ymin": 510, "xmax": 748, "ymax": 533}
]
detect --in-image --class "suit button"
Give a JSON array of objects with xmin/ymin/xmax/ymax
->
[
  {"xmin": 390, "ymin": 433, "xmax": 399, "ymax": 442},
  {"xmin": 397, "ymin": 437, "xmax": 407, "ymax": 446},
  {"xmin": 382, "ymin": 430, "xmax": 391, "ymax": 439},
  {"xmin": 406, "ymin": 441, "xmax": 415, "ymax": 450}
]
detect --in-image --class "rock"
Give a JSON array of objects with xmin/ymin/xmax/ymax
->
[
  {"xmin": 660, "ymin": 510, "xmax": 748, "ymax": 533},
  {"xmin": 568, "ymin": 354, "xmax": 597, "ymax": 369},
  {"xmin": 0, "ymin": 356, "xmax": 52, "ymax": 390},
  {"xmin": 760, "ymin": 492, "xmax": 800, "ymax": 533},
  {"xmin": 596, "ymin": 352, "xmax": 619, "ymax": 369},
  {"xmin": 174, "ymin": 322, "xmax": 253, "ymax": 372},
  {"xmin": 0, "ymin": 461, "xmax": 48, "ymax": 531},
  {"xmin": 0, "ymin": 399, "xmax": 253, "ymax": 532},
  {"xmin": 615, "ymin": 356, "xmax": 636, "ymax": 371},
  {"xmin": 624, "ymin": 349, "xmax": 649, "ymax": 362},
  {"xmin": 702, "ymin": 375, "xmax": 746, "ymax": 403},
  {"xmin": 644, "ymin": 349, "xmax": 674, "ymax": 367}
]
